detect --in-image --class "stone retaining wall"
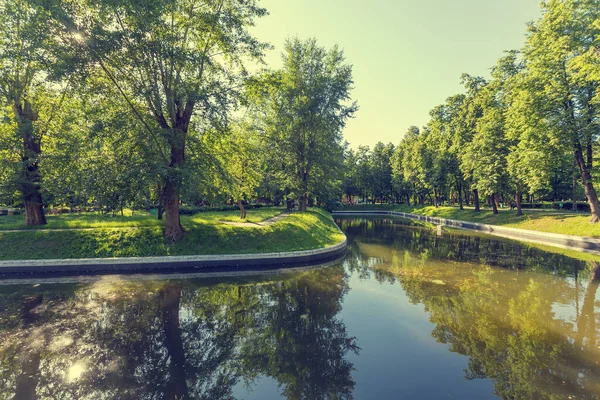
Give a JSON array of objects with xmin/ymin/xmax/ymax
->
[
  {"xmin": 0, "ymin": 238, "xmax": 347, "ymax": 275},
  {"xmin": 333, "ymin": 210, "xmax": 600, "ymax": 255}
]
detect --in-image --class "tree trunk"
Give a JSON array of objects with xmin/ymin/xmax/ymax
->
[
  {"xmin": 163, "ymin": 135, "xmax": 185, "ymax": 238},
  {"xmin": 298, "ymin": 167, "xmax": 309, "ymax": 212},
  {"xmin": 473, "ymin": 189, "xmax": 480, "ymax": 212},
  {"xmin": 13, "ymin": 103, "xmax": 46, "ymax": 225},
  {"xmin": 163, "ymin": 179, "xmax": 184, "ymax": 239},
  {"xmin": 515, "ymin": 190, "xmax": 523, "ymax": 216},
  {"xmin": 299, "ymin": 196, "xmax": 307, "ymax": 212},
  {"xmin": 573, "ymin": 157, "xmax": 578, "ymax": 212},
  {"xmin": 433, "ymin": 189, "xmax": 439, "ymax": 208},
  {"xmin": 491, "ymin": 194, "xmax": 498, "ymax": 214},
  {"xmin": 237, "ymin": 199, "xmax": 246, "ymax": 219},
  {"xmin": 158, "ymin": 204, "xmax": 164, "ymax": 220},
  {"xmin": 574, "ymin": 146, "xmax": 600, "ymax": 223},
  {"xmin": 160, "ymin": 284, "xmax": 190, "ymax": 400},
  {"xmin": 457, "ymin": 181, "xmax": 463, "ymax": 210}
]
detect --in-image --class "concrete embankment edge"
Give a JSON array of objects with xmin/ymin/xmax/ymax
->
[
  {"xmin": 0, "ymin": 238, "xmax": 347, "ymax": 275},
  {"xmin": 333, "ymin": 210, "xmax": 600, "ymax": 255}
]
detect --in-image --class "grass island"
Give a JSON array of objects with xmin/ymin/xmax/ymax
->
[{"xmin": 0, "ymin": 207, "xmax": 345, "ymax": 261}]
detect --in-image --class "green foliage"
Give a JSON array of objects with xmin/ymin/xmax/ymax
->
[
  {"xmin": 341, "ymin": 0, "xmax": 600, "ymax": 220},
  {"xmin": 249, "ymin": 38, "xmax": 357, "ymax": 210}
]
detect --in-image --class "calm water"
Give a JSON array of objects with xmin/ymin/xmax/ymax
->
[{"xmin": 1, "ymin": 217, "xmax": 599, "ymax": 399}]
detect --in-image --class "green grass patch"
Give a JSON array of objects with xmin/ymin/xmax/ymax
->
[
  {"xmin": 0, "ymin": 207, "xmax": 285, "ymax": 230},
  {"xmin": 0, "ymin": 208, "xmax": 344, "ymax": 260},
  {"xmin": 342, "ymin": 204, "xmax": 600, "ymax": 238},
  {"xmin": 205, "ymin": 207, "xmax": 284, "ymax": 223}
]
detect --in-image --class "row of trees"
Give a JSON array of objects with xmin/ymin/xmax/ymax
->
[
  {"xmin": 343, "ymin": 0, "xmax": 600, "ymax": 222},
  {"xmin": 0, "ymin": 0, "xmax": 356, "ymax": 237},
  {"xmin": 4, "ymin": 0, "xmax": 599, "ymax": 233}
]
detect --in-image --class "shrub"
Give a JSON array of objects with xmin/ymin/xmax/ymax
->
[
  {"xmin": 519, "ymin": 203, "xmax": 544, "ymax": 209},
  {"xmin": 552, "ymin": 201, "xmax": 591, "ymax": 212}
]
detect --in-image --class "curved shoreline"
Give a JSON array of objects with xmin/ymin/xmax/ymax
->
[
  {"xmin": 0, "ymin": 237, "xmax": 347, "ymax": 276},
  {"xmin": 333, "ymin": 210, "xmax": 600, "ymax": 255}
]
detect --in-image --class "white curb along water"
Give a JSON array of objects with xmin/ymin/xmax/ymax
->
[
  {"xmin": 0, "ymin": 217, "xmax": 348, "ymax": 274},
  {"xmin": 333, "ymin": 210, "xmax": 600, "ymax": 255}
]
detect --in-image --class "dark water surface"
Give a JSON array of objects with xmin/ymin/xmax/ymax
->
[{"xmin": 1, "ymin": 217, "xmax": 599, "ymax": 399}]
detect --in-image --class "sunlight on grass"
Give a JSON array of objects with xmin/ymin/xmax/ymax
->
[
  {"xmin": 186, "ymin": 207, "xmax": 284, "ymax": 225},
  {"xmin": 0, "ymin": 208, "xmax": 343, "ymax": 260},
  {"xmin": 0, "ymin": 207, "xmax": 285, "ymax": 230}
]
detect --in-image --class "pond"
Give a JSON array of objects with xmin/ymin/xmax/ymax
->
[{"xmin": 0, "ymin": 217, "xmax": 599, "ymax": 399}]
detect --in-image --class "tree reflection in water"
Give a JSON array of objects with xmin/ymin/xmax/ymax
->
[
  {"xmin": 0, "ymin": 265, "xmax": 358, "ymax": 400},
  {"xmin": 339, "ymin": 217, "xmax": 600, "ymax": 400},
  {"xmin": 2, "ymin": 217, "xmax": 599, "ymax": 400}
]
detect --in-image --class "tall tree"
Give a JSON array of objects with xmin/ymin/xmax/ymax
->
[
  {"xmin": 504, "ymin": 51, "xmax": 569, "ymax": 215},
  {"xmin": 461, "ymin": 80, "xmax": 509, "ymax": 214},
  {"xmin": 401, "ymin": 126, "xmax": 428, "ymax": 205},
  {"xmin": 213, "ymin": 122, "xmax": 263, "ymax": 219},
  {"xmin": 253, "ymin": 38, "xmax": 357, "ymax": 211},
  {"xmin": 371, "ymin": 142, "xmax": 395, "ymax": 203},
  {"xmin": 456, "ymin": 74, "xmax": 487, "ymax": 211},
  {"xmin": 341, "ymin": 145, "xmax": 360, "ymax": 203},
  {"xmin": 355, "ymin": 145, "xmax": 373, "ymax": 203},
  {"xmin": 522, "ymin": 0, "xmax": 600, "ymax": 222},
  {"xmin": 0, "ymin": 0, "xmax": 71, "ymax": 224},
  {"xmin": 63, "ymin": 0, "xmax": 268, "ymax": 237}
]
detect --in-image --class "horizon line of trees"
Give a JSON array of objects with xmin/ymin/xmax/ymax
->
[{"xmin": 343, "ymin": 0, "xmax": 600, "ymax": 222}]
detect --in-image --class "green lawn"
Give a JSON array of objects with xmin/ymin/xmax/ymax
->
[
  {"xmin": 0, "ymin": 207, "xmax": 344, "ymax": 260},
  {"xmin": 0, "ymin": 207, "xmax": 284, "ymax": 230},
  {"xmin": 341, "ymin": 204, "xmax": 600, "ymax": 238}
]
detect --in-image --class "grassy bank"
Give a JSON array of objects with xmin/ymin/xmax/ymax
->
[
  {"xmin": 0, "ymin": 208, "xmax": 345, "ymax": 260},
  {"xmin": 0, "ymin": 207, "xmax": 284, "ymax": 230},
  {"xmin": 341, "ymin": 204, "xmax": 600, "ymax": 238}
]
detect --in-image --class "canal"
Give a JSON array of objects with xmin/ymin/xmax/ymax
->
[{"xmin": 0, "ymin": 217, "xmax": 599, "ymax": 399}]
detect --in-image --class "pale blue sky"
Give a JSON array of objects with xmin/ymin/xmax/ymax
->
[{"xmin": 250, "ymin": 0, "xmax": 541, "ymax": 148}]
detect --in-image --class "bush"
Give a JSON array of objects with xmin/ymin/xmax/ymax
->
[
  {"xmin": 321, "ymin": 201, "xmax": 343, "ymax": 213},
  {"xmin": 552, "ymin": 201, "xmax": 591, "ymax": 212},
  {"xmin": 519, "ymin": 203, "xmax": 545, "ymax": 209}
]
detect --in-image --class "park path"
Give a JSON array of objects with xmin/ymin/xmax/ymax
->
[{"xmin": 220, "ymin": 212, "xmax": 291, "ymax": 227}]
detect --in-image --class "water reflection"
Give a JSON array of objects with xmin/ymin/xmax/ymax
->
[
  {"xmin": 0, "ymin": 267, "xmax": 358, "ymax": 399},
  {"xmin": 0, "ymin": 217, "xmax": 599, "ymax": 399},
  {"xmin": 339, "ymin": 217, "xmax": 600, "ymax": 400}
]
